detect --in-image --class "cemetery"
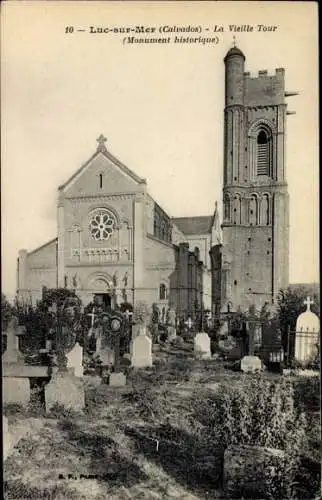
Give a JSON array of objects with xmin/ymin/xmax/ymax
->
[{"xmin": 2, "ymin": 289, "xmax": 321, "ymax": 499}]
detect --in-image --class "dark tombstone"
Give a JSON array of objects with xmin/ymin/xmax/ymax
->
[
  {"xmin": 261, "ymin": 319, "xmax": 283, "ymax": 372},
  {"xmin": 107, "ymin": 311, "xmax": 127, "ymax": 386}
]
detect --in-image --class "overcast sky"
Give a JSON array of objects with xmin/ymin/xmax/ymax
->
[{"xmin": 1, "ymin": 1, "xmax": 319, "ymax": 299}]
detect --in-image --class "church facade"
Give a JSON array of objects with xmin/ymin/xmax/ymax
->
[{"xmin": 16, "ymin": 45, "xmax": 293, "ymax": 318}]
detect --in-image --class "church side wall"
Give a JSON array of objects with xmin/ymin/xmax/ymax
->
[
  {"xmin": 21, "ymin": 240, "xmax": 58, "ymax": 304},
  {"xmin": 144, "ymin": 234, "xmax": 176, "ymax": 308},
  {"xmin": 183, "ymin": 233, "xmax": 211, "ymax": 270}
]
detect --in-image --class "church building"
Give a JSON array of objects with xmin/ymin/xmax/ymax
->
[{"xmin": 16, "ymin": 45, "xmax": 295, "ymax": 318}]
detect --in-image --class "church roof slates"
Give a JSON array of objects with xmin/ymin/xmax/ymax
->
[{"xmin": 171, "ymin": 215, "xmax": 213, "ymax": 235}]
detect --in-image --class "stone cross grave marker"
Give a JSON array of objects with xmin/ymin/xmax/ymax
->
[
  {"xmin": 132, "ymin": 328, "xmax": 152, "ymax": 368},
  {"xmin": 185, "ymin": 317, "xmax": 193, "ymax": 330},
  {"xmin": 194, "ymin": 332, "xmax": 211, "ymax": 359},
  {"xmin": 3, "ymin": 318, "xmax": 30, "ymax": 405},
  {"xmin": 2, "ymin": 317, "xmax": 26, "ymax": 365},
  {"xmin": 87, "ymin": 307, "xmax": 96, "ymax": 335},
  {"xmin": 295, "ymin": 296, "xmax": 320, "ymax": 363}
]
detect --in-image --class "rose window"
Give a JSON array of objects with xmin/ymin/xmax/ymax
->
[{"xmin": 89, "ymin": 209, "xmax": 116, "ymax": 241}]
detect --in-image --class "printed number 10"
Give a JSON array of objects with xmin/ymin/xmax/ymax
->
[{"xmin": 65, "ymin": 26, "xmax": 74, "ymax": 34}]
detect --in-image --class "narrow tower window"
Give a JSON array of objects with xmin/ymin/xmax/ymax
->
[
  {"xmin": 249, "ymin": 195, "xmax": 258, "ymax": 225},
  {"xmin": 261, "ymin": 194, "xmax": 270, "ymax": 225},
  {"xmin": 232, "ymin": 195, "xmax": 241, "ymax": 225},
  {"xmin": 224, "ymin": 194, "xmax": 231, "ymax": 222},
  {"xmin": 256, "ymin": 129, "xmax": 271, "ymax": 176},
  {"xmin": 99, "ymin": 173, "xmax": 103, "ymax": 189}
]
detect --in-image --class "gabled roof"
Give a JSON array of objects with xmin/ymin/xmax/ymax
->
[
  {"xmin": 58, "ymin": 137, "xmax": 146, "ymax": 191},
  {"xmin": 172, "ymin": 215, "xmax": 213, "ymax": 235}
]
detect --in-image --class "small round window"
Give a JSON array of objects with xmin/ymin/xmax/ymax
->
[{"xmin": 89, "ymin": 209, "xmax": 116, "ymax": 241}]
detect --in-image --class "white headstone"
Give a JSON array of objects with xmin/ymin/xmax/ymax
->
[
  {"xmin": 131, "ymin": 330, "xmax": 152, "ymax": 368},
  {"xmin": 194, "ymin": 332, "xmax": 211, "ymax": 359},
  {"xmin": 295, "ymin": 297, "xmax": 320, "ymax": 363},
  {"xmin": 67, "ymin": 342, "xmax": 83, "ymax": 378},
  {"xmin": 240, "ymin": 355, "xmax": 262, "ymax": 373}
]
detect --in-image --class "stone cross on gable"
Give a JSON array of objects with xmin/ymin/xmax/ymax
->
[
  {"xmin": 304, "ymin": 296, "xmax": 314, "ymax": 311},
  {"xmin": 2, "ymin": 317, "xmax": 26, "ymax": 365},
  {"xmin": 233, "ymin": 35, "xmax": 237, "ymax": 47},
  {"xmin": 96, "ymin": 134, "xmax": 107, "ymax": 152}
]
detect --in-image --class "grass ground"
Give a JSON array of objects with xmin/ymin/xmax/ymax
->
[{"xmin": 3, "ymin": 343, "xmax": 321, "ymax": 499}]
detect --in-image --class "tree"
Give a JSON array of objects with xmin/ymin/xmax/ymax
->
[
  {"xmin": 277, "ymin": 286, "xmax": 320, "ymax": 334},
  {"xmin": 16, "ymin": 288, "xmax": 83, "ymax": 364},
  {"xmin": 1, "ymin": 293, "xmax": 13, "ymax": 332}
]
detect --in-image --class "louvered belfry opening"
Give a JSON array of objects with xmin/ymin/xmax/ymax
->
[{"xmin": 257, "ymin": 129, "xmax": 270, "ymax": 176}]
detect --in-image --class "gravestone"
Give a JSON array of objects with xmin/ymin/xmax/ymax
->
[
  {"xmin": 295, "ymin": 297, "xmax": 320, "ymax": 364},
  {"xmin": 66, "ymin": 342, "xmax": 83, "ymax": 377},
  {"xmin": 132, "ymin": 329, "xmax": 152, "ymax": 368},
  {"xmin": 99, "ymin": 347, "xmax": 115, "ymax": 366},
  {"xmin": 45, "ymin": 371, "xmax": 85, "ymax": 412},
  {"xmin": 241, "ymin": 355, "xmax": 261, "ymax": 373},
  {"xmin": 2, "ymin": 318, "xmax": 25, "ymax": 365},
  {"xmin": 130, "ymin": 325, "xmax": 147, "ymax": 355},
  {"xmin": 2, "ymin": 318, "xmax": 30, "ymax": 404},
  {"xmin": 261, "ymin": 320, "xmax": 283, "ymax": 370},
  {"xmin": 109, "ymin": 372, "xmax": 126, "ymax": 387},
  {"xmin": 194, "ymin": 332, "xmax": 211, "ymax": 359}
]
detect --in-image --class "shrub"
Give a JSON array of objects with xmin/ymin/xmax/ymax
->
[
  {"xmin": 293, "ymin": 375, "xmax": 320, "ymax": 412},
  {"xmin": 124, "ymin": 386, "xmax": 171, "ymax": 421},
  {"xmin": 193, "ymin": 375, "xmax": 308, "ymax": 499}
]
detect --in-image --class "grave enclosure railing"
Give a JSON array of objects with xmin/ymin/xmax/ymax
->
[{"xmin": 284, "ymin": 328, "xmax": 320, "ymax": 368}]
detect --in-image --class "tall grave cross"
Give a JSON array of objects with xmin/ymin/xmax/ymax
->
[
  {"xmin": 304, "ymin": 296, "xmax": 314, "ymax": 311},
  {"xmin": 87, "ymin": 307, "xmax": 96, "ymax": 336},
  {"xmin": 2, "ymin": 317, "xmax": 26, "ymax": 365},
  {"xmin": 185, "ymin": 317, "xmax": 194, "ymax": 331}
]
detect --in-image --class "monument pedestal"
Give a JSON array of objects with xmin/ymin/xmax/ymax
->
[
  {"xmin": 3, "ymin": 377, "xmax": 30, "ymax": 405},
  {"xmin": 45, "ymin": 370, "xmax": 85, "ymax": 412}
]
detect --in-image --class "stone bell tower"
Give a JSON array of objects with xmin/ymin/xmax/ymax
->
[{"xmin": 217, "ymin": 44, "xmax": 297, "ymax": 313}]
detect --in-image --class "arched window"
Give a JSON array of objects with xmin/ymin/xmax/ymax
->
[
  {"xmin": 249, "ymin": 195, "xmax": 258, "ymax": 225},
  {"xmin": 224, "ymin": 194, "xmax": 231, "ymax": 222},
  {"xmin": 261, "ymin": 194, "xmax": 270, "ymax": 225},
  {"xmin": 257, "ymin": 128, "xmax": 271, "ymax": 176},
  {"xmin": 159, "ymin": 284, "xmax": 167, "ymax": 300}
]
